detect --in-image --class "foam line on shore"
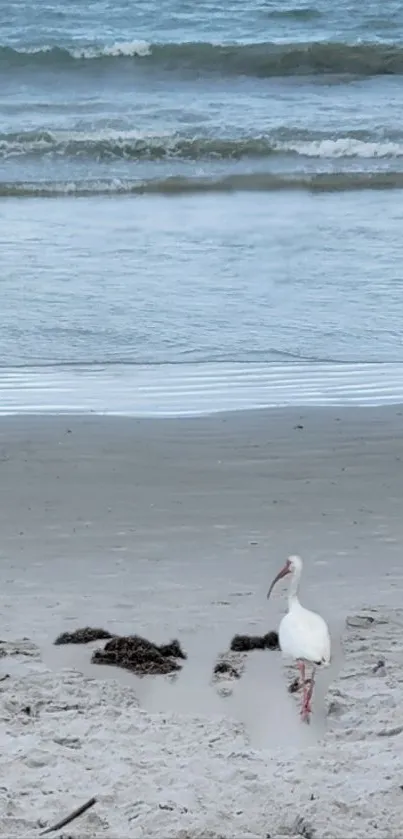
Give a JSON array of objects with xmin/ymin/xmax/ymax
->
[{"xmin": 1, "ymin": 362, "xmax": 403, "ymax": 416}]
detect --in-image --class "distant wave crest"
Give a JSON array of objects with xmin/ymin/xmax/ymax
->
[
  {"xmin": 2, "ymin": 39, "xmax": 403, "ymax": 77},
  {"xmin": 266, "ymin": 6, "xmax": 322, "ymax": 21},
  {"xmin": 2, "ymin": 129, "xmax": 403, "ymax": 161},
  {"xmin": 3, "ymin": 171, "xmax": 403, "ymax": 198}
]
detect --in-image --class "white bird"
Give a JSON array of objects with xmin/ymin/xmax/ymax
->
[{"xmin": 267, "ymin": 554, "xmax": 331, "ymax": 722}]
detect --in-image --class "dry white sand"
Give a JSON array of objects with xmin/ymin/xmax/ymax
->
[{"xmin": 0, "ymin": 407, "xmax": 403, "ymax": 837}]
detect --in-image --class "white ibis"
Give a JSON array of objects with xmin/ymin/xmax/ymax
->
[{"xmin": 267, "ymin": 555, "xmax": 331, "ymax": 722}]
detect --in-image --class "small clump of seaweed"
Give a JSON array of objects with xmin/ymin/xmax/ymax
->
[
  {"xmin": 213, "ymin": 660, "xmax": 241, "ymax": 679},
  {"xmin": 54, "ymin": 628, "xmax": 114, "ymax": 645},
  {"xmin": 212, "ymin": 629, "xmax": 280, "ymax": 695},
  {"xmin": 230, "ymin": 630, "xmax": 279, "ymax": 652}
]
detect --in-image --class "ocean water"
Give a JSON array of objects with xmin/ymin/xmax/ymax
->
[{"xmin": 1, "ymin": 0, "xmax": 403, "ymax": 414}]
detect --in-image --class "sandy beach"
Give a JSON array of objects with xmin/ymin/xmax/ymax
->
[{"xmin": 1, "ymin": 406, "xmax": 403, "ymax": 838}]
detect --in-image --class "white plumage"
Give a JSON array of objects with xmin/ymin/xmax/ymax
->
[{"xmin": 267, "ymin": 554, "xmax": 331, "ymax": 722}]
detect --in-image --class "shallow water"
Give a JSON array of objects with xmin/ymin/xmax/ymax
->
[{"xmin": 2, "ymin": 1, "xmax": 403, "ymax": 409}]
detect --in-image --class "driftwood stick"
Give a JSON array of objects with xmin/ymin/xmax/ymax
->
[{"xmin": 40, "ymin": 796, "xmax": 97, "ymax": 835}]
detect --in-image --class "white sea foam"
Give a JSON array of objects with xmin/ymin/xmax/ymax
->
[
  {"xmin": 1, "ymin": 362, "xmax": 403, "ymax": 417},
  {"xmin": 71, "ymin": 40, "xmax": 152, "ymax": 59},
  {"xmin": 15, "ymin": 40, "xmax": 152, "ymax": 59},
  {"xmin": 281, "ymin": 138, "xmax": 403, "ymax": 158}
]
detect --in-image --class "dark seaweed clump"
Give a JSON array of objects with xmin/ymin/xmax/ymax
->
[
  {"xmin": 230, "ymin": 630, "xmax": 279, "ymax": 652},
  {"xmin": 213, "ymin": 660, "xmax": 241, "ymax": 679},
  {"xmin": 53, "ymin": 627, "xmax": 187, "ymax": 676},
  {"xmin": 91, "ymin": 634, "xmax": 187, "ymax": 675},
  {"xmin": 54, "ymin": 627, "xmax": 114, "ymax": 645}
]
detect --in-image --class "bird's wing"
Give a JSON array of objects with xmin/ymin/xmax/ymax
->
[{"xmin": 280, "ymin": 607, "xmax": 331, "ymax": 664}]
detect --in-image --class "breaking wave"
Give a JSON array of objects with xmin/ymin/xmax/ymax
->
[
  {"xmin": 3, "ymin": 171, "xmax": 403, "ymax": 197},
  {"xmin": 2, "ymin": 39, "xmax": 403, "ymax": 77},
  {"xmin": 2, "ymin": 129, "xmax": 403, "ymax": 161}
]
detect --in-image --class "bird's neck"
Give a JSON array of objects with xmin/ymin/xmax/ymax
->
[
  {"xmin": 288, "ymin": 591, "xmax": 300, "ymax": 610},
  {"xmin": 288, "ymin": 571, "xmax": 301, "ymax": 608}
]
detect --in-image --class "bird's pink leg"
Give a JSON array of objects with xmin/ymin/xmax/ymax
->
[
  {"xmin": 305, "ymin": 668, "xmax": 315, "ymax": 711},
  {"xmin": 297, "ymin": 661, "xmax": 307, "ymax": 717},
  {"xmin": 302, "ymin": 667, "xmax": 316, "ymax": 721}
]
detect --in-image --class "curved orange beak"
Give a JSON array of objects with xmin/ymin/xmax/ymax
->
[{"xmin": 267, "ymin": 560, "xmax": 291, "ymax": 599}]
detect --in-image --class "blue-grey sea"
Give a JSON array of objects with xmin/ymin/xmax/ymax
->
[{"xmin": 1, "ymin": 0, "xmax": 403, "ymax": 414}]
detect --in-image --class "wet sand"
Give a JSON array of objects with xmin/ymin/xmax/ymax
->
[{"xmin": 0, "ymin": 407, "xmax": 403, "ymax": 837}]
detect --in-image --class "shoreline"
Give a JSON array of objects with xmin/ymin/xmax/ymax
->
[{"xmin": 1, "ymin": 362, "xmax": 403, "ymax": 417}]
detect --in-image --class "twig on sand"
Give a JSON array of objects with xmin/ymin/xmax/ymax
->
[{"xmin": 39, "ymin": 796, "xmax": 96, "ymax": 835}]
